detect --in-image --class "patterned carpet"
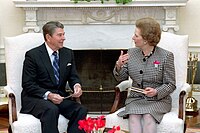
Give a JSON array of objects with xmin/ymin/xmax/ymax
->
[
  {"xmin": 186, "ymin": 128, "xmax": 200, "ymax": 133},
  {"xmin": 186, "ymin": 122, "xmax": 200, "ymax": 133},
  {"xmin": 0, "ymin": 130, "xmax": 7, "ymax": 133}
]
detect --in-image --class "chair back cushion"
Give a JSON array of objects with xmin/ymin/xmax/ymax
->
[
  {"xmin": 4, "ymin": 33, "xmax": 44, "ymax": 111},
  {"xmin": 157, "ymin": 32, "xmax": 188, "ymax": 108}
]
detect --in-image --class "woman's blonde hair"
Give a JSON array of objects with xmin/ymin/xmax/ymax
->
[{"xmin": 136, "ymin": 17, "xmax": 161, "ymax": 46}]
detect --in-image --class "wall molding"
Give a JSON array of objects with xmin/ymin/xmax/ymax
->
[{"xmin": 0, "ymin": 48, "xmax": 5, "ymax": 63}]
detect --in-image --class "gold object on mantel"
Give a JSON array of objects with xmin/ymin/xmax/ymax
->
[
  {"xmin": 186, "ymin": 97, "xmax": 198, "ymax": 112},
  {"xmin": 186, "ymin": 52, "xmax": 198, "ymax": 113}
]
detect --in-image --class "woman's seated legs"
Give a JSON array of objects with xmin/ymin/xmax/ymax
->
[
  {"xmin": 129, "ymin": 114, "xmax": 142, "ymax": 133},
  {"xmin": 143, "ymin": 114, "xmax": 157, "ymax": 133}
]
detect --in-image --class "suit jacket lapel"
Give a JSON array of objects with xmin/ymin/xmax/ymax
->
[
  {"xmin": 59, "ymin": 48, "xmax": 68, "ymax": 85},
  {"xmin": 39, "ymin": 43, "xmax": 57, "ymax": 85}
]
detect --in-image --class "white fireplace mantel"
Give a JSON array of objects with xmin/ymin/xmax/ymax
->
[
  {"xmin": 13, "ymin": 0, "xmax": 189, "ymax": 33},
  {"xmin": 12, "ymin": 0, "xmax": 189, "ymax": 50},
  {"xmin": 12, "ymin": 0, "xmax": 190, "ymax": 50}
]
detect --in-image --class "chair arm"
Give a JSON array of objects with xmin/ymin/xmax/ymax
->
[
  {"xmin": 4, "ymin": 85, "xmax": 18, "ymax": 124},
  {"xmin": 110, "ymin": 87, "xmax": 121, "ymax": 113},
  {"xmin": 3, "ymin": 85, "xmax": 14, "ymax": 96},
  {"xmin": 116, "ymin": 80, "xmax": 132, "ymax": 92},
  {"xmin": 110, "ymin": 79, "xmax": 132, "ymax": 113},
  {"xmin": 178, "ymin": 83, "xmax": 191, "ymax": 120},
  {"xmin": 180, "ymin": 83, "xmax": 191, "ymax": 93}
]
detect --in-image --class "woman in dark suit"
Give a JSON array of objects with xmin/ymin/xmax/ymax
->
[
  {"xmin": 20, "ymin": 21, "xmax": 87, "ymax": 133},
  {"xmin": 113, "ymin": 17, "xmax": 176, "ymax": 133}
]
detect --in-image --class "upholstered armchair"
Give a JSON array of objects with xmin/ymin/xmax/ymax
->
[
  {"xmin": 105, "ymin": 32, "xmax": 191, "ymax": 133},
  {"xmin": 3, "ymin": 33, "xmax": 76, "ymax": 133}
]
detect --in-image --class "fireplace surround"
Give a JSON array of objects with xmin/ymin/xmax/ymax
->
[
  {"xmin": 74, "ymin": 50, "xmax": 127, "ymax": 113},
  {"xmin": 13, "ymin": 0, "xmax": 189, "ymax": 113}
]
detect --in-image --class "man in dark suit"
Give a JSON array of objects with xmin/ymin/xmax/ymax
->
[{"xmin": 20, "ymin": 21, "xmax": 87, "ymax": 133}]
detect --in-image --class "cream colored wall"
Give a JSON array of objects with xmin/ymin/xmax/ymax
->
[
  {"xmin": 0, "ymin": 0, "xmax": 24, "ymax": 48},
  {"xmin": 0, "ymin": 0, "xmax": 24, "ymax": 62},
  {"xmin": 178, "ymin": 0, "xmax": 200, "ymax": 46}
]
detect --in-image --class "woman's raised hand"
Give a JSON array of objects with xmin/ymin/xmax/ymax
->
[{"xmin": 116, "ymin": 50, "xmax": 128, "ymax": 71}]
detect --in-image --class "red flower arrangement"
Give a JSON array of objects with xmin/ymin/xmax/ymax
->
[
  {"xmin": 78, "ymin": 115, "xmax": 105, "ymax": 133},
  {"xmin": 107, "ymin": 126, "xmax": 121, "ymax": 133},
  {"xmin": 78, "ymin": 115, "xmax": 121, "ymax": 133}
]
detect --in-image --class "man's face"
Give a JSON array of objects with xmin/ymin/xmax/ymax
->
[{"xmin": 46, "ymin": 28, "xmax": 66, "ymax": 51}]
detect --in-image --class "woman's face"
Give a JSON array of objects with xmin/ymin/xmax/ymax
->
[{"xmin": 132, "ymin": 27, "xmax": 146, "ymax": 48}]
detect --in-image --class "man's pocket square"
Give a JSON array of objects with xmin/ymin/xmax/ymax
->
[{"xmin": 67, "ymin": 63, "xmax": 72, "ymax": 66}]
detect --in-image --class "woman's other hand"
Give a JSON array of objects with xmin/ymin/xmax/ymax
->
[
  {"xmin": 144, "ymin": 87, "xmax": 158, "ymax": 97},
  {"xmin": 116, "ymin": 50, "xmax": 128, "ymax": 71}
]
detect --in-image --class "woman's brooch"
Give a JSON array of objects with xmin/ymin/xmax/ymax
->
[{"xmin": 153, "ymin": 60, "xmax": 160, "ymax": 68}]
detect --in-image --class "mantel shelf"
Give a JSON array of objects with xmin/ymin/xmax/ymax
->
[{"xmin": 13, "ymin": 0, "xmax": 189, "ymax": 8}]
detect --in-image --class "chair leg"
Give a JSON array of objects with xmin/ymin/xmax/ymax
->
[
  {"xmin": 8, "ymin": 125, "xmax": 12, "ymax": 133},
  {"xmin": 184, "ymin": 122, "xmax": 186, "ymax": 133}
]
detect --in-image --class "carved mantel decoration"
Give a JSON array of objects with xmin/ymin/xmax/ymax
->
[{"xmin": 13, "ymin": 0, "xmax": 189, "ymax": 33}]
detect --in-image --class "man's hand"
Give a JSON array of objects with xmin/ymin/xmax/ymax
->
[
  {"xmin": 72, "ymin": 84, "xmax": 82, "ymax": 98},
  {"xmin": 47, "ymin": 93, "xmax": 63, "ymax": 104}
]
